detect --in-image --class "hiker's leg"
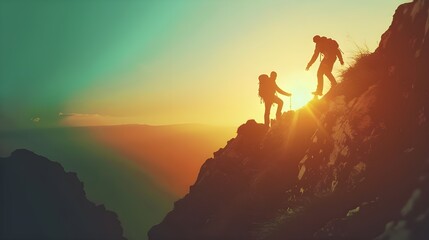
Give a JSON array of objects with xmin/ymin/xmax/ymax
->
[
  {"xmin": 264, "ymin": 101, "xmax": 272, "ymax": 126},
  {"xmin": 316, "ymin": 65, "xmax": 324, "ymax": 93},
  {"xmin": 273, "ymin": 96, "xmax": 283, "ymax": 120},
  {"xmin": 326, "ymin": 72, "xmax": 337, "ymax": 87},
  {"xmin": 325, "ymin": 60, "xmax": 337, "ymax": 87}
]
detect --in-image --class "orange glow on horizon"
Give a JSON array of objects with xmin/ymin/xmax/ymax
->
[{"xmin": 86, "ymin": 125, "xmax": 235, "ymax": 197}]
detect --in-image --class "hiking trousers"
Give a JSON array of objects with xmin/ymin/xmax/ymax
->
[
  {"xmin": 316, "ymin": 56, "xmax": 337, "ymax": 93},
  {"xmin": 264, "ymin": 95, "xmax": 283, "ymax": 126}
]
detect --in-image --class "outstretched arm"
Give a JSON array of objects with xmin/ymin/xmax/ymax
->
[
  {"xmin": 276, "ymin": 85, "xmax": 291, "ymax": 97},
  {"xmin": 306, "ymin": 47, "xmax": 319, "ymax": 70},
  {"xmin": 337, "ymin": 49, "xmax": 344, "ymax": 65}
]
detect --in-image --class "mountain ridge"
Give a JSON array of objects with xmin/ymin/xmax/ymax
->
[{"xmin": 149, "ymin": 1, "xmax": 429, "ymax": 239}]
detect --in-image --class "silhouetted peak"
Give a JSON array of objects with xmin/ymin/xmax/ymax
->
[
  {"xmin": 1, "ymin": 149, "xmax": 125, "ymax": 240},
  {"xmin": 10, "ymin": 148, "xmax": 39, "ymax": 158},
  {"xmin": 237, "ymin": 120, "xmax": 268, "ymax": 138},
  {"xmin": 378, "ymin": 0, "xmax": 429, "ymax": 54}
]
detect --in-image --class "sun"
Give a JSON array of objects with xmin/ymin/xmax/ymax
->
[{"xmin": 276, "ymin": 71, "xmax": 316, "ymax": 110}]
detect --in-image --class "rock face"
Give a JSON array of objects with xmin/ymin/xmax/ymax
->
[
  {"xmin": 149, "ymin": 1, "xmax": 429, "ymax": 240},
  {"xmin": 1, "ymin": 149, "xmax": 125, "ymax": 240}
]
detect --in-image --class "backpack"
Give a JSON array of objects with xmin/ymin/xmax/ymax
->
[
  {"xmin": 319, "ymin": 36, "xmax": 339, "ymax": 56},
  {"xmin": 258, "ymin": 76, "xmax": 276, "ymax": 102}
]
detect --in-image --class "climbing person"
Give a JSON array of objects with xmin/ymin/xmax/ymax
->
[
  {"xmin": 258, "ymin": 71, "xmax": 292, "ymax": 126},
  {"xmin": 306, "ymin": 35, "xmax": 344, "ymax": 96}
]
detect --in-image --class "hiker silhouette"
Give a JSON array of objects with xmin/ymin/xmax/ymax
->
[
  {"xmin": 258, "ymin": 71, "xmax": 291, "ymax": 126},
  {"xmin": 306, "ymin": 35, "xmax": 344, "ymax": 96}
]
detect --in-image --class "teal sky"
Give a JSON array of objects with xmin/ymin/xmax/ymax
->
[{"xmin": 0, "ymin": 0, "xmax": 407, "ymax": 129}]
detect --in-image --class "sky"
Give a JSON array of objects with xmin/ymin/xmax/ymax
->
[{"xmin": 0, "ymin": 0, "xmax": 408, "ymax": 129}]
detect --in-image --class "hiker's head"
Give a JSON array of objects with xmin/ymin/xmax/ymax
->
[
  {"xmin": 313, "ymin": 35, "xmax": 321, "ymax": 43},
  {"xmin": 270, "ymin": 71, "xmax": 277, "ymax": 80},
  {"xmin": 258, "ymin": 74, "xmax": 269, "ymax": 81}
]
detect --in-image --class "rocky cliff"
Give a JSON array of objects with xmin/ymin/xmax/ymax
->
[
  {"xmin": 149, "ymin": 1, "xmax": 429, "ymax": 240},
  {"xmin": 1, "ymin": 149, "xmax": 125, "ymax": 240}
]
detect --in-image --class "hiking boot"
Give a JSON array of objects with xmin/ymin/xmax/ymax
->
[{"xmin": 312, "ymin": 90, "xmax": 323, "ymax": 96}]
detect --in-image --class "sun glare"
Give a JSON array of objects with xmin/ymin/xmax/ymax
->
[{"xmin": 277, "ymin": 71, "xmax": 316, "ymax": 110}]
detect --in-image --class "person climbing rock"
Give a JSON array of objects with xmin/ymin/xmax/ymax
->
[
  {"xmin": 258, "ymin": 71, "xmax": 291, "ymax": 126},
  {"xmin": 306, "ymin": 35, "xmax": 344, "ymax": 96}
]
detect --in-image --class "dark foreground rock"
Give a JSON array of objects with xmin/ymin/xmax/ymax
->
[{"xmin": 1, "ymin": 149, "xmax": 125, "ymax": 240}]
